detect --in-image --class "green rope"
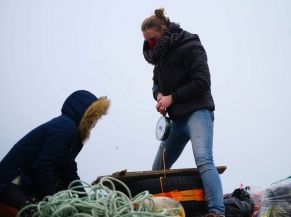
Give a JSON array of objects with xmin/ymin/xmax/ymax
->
[{"xmin": 17, "ymin": 176, "xmax": 180, "ymax": 217}]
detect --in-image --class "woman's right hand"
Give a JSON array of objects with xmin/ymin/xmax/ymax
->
[{"xmin": 156, "ymin": 94, "xmax": 173, "ymax": 115}]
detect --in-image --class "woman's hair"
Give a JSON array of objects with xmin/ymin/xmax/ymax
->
[{"xmin": 141, "ymin": 8, "xmax": 169, "ymax": 31}]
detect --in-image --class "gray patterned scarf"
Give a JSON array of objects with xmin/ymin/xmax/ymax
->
[{"xmin": 143, "ymin": 22, "xmax": 181, "ymax": 65}]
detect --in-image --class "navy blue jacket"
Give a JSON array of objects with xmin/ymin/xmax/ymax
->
[{"xmin": 0, "ymin": 90, "xmax": 107, "ymax": 199}]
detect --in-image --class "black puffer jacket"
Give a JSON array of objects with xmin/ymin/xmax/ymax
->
[{"xmin": 152, "ymin": 31, "xmax": 215, "ymax": 120}]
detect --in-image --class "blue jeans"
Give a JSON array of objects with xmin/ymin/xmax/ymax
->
[{"xmin": 152, "ymin": 109, "xmax": 225, "ymax": 214}]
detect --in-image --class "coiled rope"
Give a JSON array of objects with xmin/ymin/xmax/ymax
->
[{"xmin": 17, "ymin": 176, "xmax": 180, "ymax": 217}]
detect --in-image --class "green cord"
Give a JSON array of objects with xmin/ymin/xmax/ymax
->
[{"xmin": 17, "ymin": 176, "xmax": 180, "ymax": 217}]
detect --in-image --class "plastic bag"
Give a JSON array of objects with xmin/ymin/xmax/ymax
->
[
  {"xmin": 147, "ymin": 197, "xmax": 185, "ymax": 217},
  {"xmin": 224, "ymin": 187, "xmax": 254, "ymax": 217},
  {"xmin": 258, "ymin": 177, "xmax": 291, "ymax": 217}
]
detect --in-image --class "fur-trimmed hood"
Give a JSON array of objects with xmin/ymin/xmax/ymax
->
[
  {"xmin": 79, "ymin": 97, "xmax": 110, "ymax": 142},
  {"xmin": 61, "ymin": 90, "xmax": 110, "ymax": 142}
]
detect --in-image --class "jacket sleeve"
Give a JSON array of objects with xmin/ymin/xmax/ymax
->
[
  {"xmin": 171, "ymin": 42, "xmax": 211, "ymax": 102},
  {"xmin": 152, "ymin": 67, "xmax": 160, "ymax": 101},
  {"xmin": 62, "ymin": 140, "xmax": 85, "ymax": 192},
  {"xmin": 33, "ymin": 123, "xmax": 77, "ymax": 199}
]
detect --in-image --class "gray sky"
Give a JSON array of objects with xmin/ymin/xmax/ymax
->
[{"xmin": 1, "ymin": 0, "xmax": 291, "ymax": 193}]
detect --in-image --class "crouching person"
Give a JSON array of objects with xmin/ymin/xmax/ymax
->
[{"xmin": 0, "ymin": 90, "xmax": 110, "ymax": 211}]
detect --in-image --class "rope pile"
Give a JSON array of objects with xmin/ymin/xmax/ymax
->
[{"xmin": 17, "ymin": 177, "xmax": 180, "ymax": 217}]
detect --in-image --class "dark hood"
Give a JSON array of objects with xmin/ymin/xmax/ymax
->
[
  {"xmin": 61, "ymin": 90, "xmax": 98, "ymax": 125},
  {"xmin": 172, "ymin": 30, "xmax": 201, "ymax": 48},
  {"xmin": 61, "ymin": 90, "xmax": 110, "ymax": 142}
]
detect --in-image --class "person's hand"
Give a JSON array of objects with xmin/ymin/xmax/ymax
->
[
  {"xmin": 156, "ymin": 93, "xmax": 163, "ymax": 101},
  {"xmin": 156, "ymin": 95, "xmax": 173, "ymax": 115}
]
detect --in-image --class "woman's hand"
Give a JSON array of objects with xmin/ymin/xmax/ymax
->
[{"xmin": 156, "ymin": 94, "xmax": 173, "ymax": 115}]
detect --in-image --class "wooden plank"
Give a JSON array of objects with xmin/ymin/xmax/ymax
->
[{"xmin": 93, "ymin": 166, "xmax": 226, "ymax": 184}]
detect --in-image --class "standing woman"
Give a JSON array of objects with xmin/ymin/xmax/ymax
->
[{"xmin": 141, "ymin": 8, "xmax": 225, "ymax": 217}]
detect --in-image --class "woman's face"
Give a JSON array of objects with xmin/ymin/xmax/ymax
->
[
  {"xmin": 143, "ymin": 27, "xmax": 166, "ymax": 49},
  {"xmin": 143, "ymin": 28, "xmax": 162, "ymax": 42}
]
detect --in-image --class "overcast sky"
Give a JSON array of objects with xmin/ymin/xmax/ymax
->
[{"xmin": 1, "ymin": 0, "xmax": 291, "ymax": 193}]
